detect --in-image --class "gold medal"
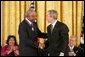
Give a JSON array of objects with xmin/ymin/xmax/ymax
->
[{"xmin": 32, "ymin": 27, "xmax": 34, "ymax": 31}]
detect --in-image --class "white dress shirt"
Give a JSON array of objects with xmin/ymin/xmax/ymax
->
[
  {"xmin": 25, "ymin": 18, "xmax": 32, "ymax": 25},
  {"xmin": 25, "ymin": 18, "xmax": 35, "ymax": 31},
  {"xmin": 69, "ymin": 46, "xmax": 74, "ymax": 51},
  {"xmin": 51, "ymin": 20, "xmax": 57, "ymax": 30}
]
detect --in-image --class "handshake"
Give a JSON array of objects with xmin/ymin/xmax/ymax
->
[
  {"xmin": 39, "ymin": 43, "xmax": 45, "ymax": 49},
  {"xmin": 37, "ymin": 38, "xmax": 47, "ymax": 49}
]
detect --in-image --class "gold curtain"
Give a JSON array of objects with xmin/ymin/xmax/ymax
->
[
  {"xmin": 1, "ymin": 1, "xmax": 84, "ymax": 46},
  {"xmin": 36, "ymin": 1, "xmax": 84, "ymax": 46},
  {"xmin": 1, "ymin": 1, "xmax": 30, "ymax": 45}
]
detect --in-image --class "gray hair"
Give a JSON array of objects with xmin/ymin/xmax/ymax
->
[
  {"xmin": 25, "ymin": 8, "xmax": 35, "ymax": 17},
  {"xmin": 70, "ymin": 35, "xmax": 76, "ymax": 38},
  {"xmin": 48, "ymin": 10, "xmax": 58, "ymax": 19},
  {"xmin": 70, "ymin": 35, "xmax": 77, "ymax": 41}
]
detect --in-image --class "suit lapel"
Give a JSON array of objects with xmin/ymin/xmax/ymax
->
[
  {"xmin": 24, "ymin": 19, "xmax": 33, "ymax": 34},
  {"xmin": 32, "ymin": 22, "xmax": 38, "ymax": 34},
  {"xmin": 51, "ymin": 21, "xmax": 59, "ymax": 34},
  {"xmin": 47, "ymin": 25, "xmax": 51, "ymax": 37}
]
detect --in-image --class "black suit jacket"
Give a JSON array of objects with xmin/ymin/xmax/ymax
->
[
  {"xmin": 76, "ymin": 46, "xmax": 84, "ymax": 56},
  {"xmin": 18, "ymin": 19, "xmax": 47, "ymax": 56},
  {"xmin": 68, "ymin": 46, "xmax": 84, "ymax": 56},
  {"xmin": 46, "ymin": 21, "xmax": 69, "ymax": 56}
]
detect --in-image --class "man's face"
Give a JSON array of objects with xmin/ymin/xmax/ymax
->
[
  {"xmin": 27, "ymin": 12, "xmax": 37, "ymax": 21},
  {"xmin": 46, "ymin": 12, "xmax": 53, "ymax": 23},
  {"xmin": 69, "ymin": 38, "xmax": 76, "ymax": 46}
]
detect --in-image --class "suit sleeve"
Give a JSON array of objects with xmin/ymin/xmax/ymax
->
[
  {"xmin": 18, "ymin": 24, "xmax": 39, "ymax": 48},
  {"xmin": 46, "ymin": 24, "xmax": 69, "ymax": 53},
  {"xmin": 34, "ymin": 22, "xmax": 47, "ymax": 38},
  {"xmin": 37, "ymin": 28, "xmax": 47, "ymax": 38},
  {"xmin": 59, "ymin": 24, "xmax": 69, "ymax": 53}
]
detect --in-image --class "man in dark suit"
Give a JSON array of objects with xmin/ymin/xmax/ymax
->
[
  {"xmin": 18, "ymin": 8, "xmax": 47, "ymax": 56},
  {"xmin": 68, "ymin": 36, "xmax": 84, "ymax": 56},
  {"xmin": 68, "ymin": 36, "xmax": 78, "ymax": 56},
  {"xmin": 80, "ymin": 31, "xmax": 84, "ymax": 50},
  {"xmin": 45, "ymin": 10, "xmax": 69, "ymax": 56}
]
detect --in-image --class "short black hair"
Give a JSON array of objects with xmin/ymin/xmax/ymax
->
[{"xmin": 6, "ymin": 35, "xmax": 18, "ymax": 45}]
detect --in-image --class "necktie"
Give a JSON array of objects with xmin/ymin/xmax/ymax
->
[
  {"xmin": 30, "ymin": 23, "xmax": 34, "ymax": 31},
  {"xmin": 51, "ymin": 24, "xmax": 53, "ymax": 33}
]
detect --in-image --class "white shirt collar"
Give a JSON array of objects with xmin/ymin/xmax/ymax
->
[
  {"xmin": 51, "ymin": 20, "xmax": 57, "ymax": 28},
  {"xmin": 69, "ymin": 45, "xmax": 74, "ymax": 51},
  {"xmin": 81, "ymin": 37, "xmax": 84, "ymax": 44},
  {"xmin": 25, "ymin": 18, "xmax": 32, "ymax": 25}
]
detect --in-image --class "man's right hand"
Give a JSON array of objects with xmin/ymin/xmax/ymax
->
[{"xmin": 39, "ymin": 43, "xmax": 45, "ymax": 49}]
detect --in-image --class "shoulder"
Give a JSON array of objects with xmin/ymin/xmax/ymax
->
[
  {"xmin": 19, "ymin": 20, "xmax": 28, "ymax": 28},
  {"xmin": 57, "ymin": 21, "xmax": 69, "ymax": 31},
  {"xmin": 2, "ymin": 45, "xmax": 8, "ymax": 49},
  {"xmin": 58, "ymin": 21, "xmax": 68, "ymax": 27},
  {"xmin": 19, "ymin": 20, "xmax": 26, "ymax": 25}
]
